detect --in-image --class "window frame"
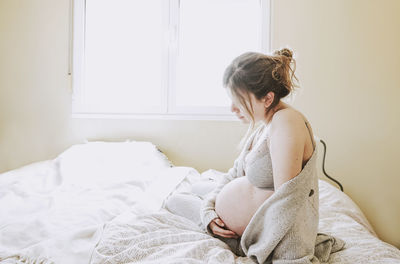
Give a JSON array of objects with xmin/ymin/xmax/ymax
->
[{"xmin": 69, "ymin": 0, "xmax": 272, "ymax": 121}]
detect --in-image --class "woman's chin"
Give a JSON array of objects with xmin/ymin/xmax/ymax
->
[{"xmin": 239, "ymin": 117, "xmax": 249, "ymax": 123}]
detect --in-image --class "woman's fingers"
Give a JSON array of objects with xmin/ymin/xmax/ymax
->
[
  {"xmin": 210, "ymin": 222, "xmax": 239, "ymax": 239},
  {"xmin": 218, "ymin": 231, "xmax": 239, "ymax": 239},
  {"xmin": 215, "ymin": 218, "xmax": 225, "ymax": 227}
]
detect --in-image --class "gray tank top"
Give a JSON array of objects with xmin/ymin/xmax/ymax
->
[{"xmin": 244, "ymin": 120, "xmax": 315, "ymax": 190}]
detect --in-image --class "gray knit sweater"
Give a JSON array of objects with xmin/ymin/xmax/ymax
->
[{"xmin": 200, "ymin": 124, "xmax": 344, "ymax": 263}]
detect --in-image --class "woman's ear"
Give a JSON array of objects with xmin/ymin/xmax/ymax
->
[{"xmin": 263, "ymin": 92, "xmax": 275, "ymax": 108}]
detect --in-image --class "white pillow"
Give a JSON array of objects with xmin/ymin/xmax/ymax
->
[{"xmin": 55, "ymin": 140, "xmax": 173, "ymax": 187}]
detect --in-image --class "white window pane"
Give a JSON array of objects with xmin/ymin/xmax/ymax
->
[
  {"xmin": 176, "ymin": 0, "xmax": 261, "ymax": 108},
  {"xmin": 84, "ymin": 0, "xmax": 166, "ymax": 113}
]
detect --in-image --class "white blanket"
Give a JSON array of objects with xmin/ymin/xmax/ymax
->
[
  {"xmin": 0, "ymin": 141, "xmax": 195, "ymax": 264},
  {"xmin": 91, "ymin": 209, "xmax": 256, "ymax": 264},
  {"xmin": 1, "ymin": 142, "xmax": 400, "ymax": 263},
  {"xmin": 91, "ymin": 173, "xmax": 400, "ymax": 264}
]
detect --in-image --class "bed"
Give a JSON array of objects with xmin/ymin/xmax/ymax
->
[{"xmin": 0, "ymin": 140, "xmax": 399, "ymax": 264}]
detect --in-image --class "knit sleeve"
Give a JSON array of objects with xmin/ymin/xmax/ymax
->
[{"xmin": 199, "ymin": 157, "xmax": 241, "ymax": 236}]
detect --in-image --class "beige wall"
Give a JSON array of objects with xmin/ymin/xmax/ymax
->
[
  {"xmin": 0, "ymin": 0, "xmax": 75, "ymax": 171},
  {"xmin": 0, "ymin": 0, "xmax": 399, "ymax": 248},
  {"xmin": 271, "ymin": 0, "xmax": 400, "ymax": 248}
]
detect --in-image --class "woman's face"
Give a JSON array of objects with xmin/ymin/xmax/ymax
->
[
  {"xmin": 226, "ymin": 88, "xmax": 266, "ymax": 124},
  {"xmin": 226, "ymin": 88, "xmax": 249, "ymax": 123},
  {"xmin": 230, "ymin": 101, "xmax": 249, "ymax": 123}
]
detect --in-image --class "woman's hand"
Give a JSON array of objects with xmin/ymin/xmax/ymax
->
[{"xmin": 208, "ymin": 217, "xmax": 239, "ymax": 239}]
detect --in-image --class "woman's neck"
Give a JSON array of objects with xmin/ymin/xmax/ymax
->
[{"xmin": 262, "ymin": 101, "xmax": 289, "ymax": 125}]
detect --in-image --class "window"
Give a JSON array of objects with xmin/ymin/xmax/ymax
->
[{"xmin": 71, "ymin": 0, "xmax": 271, "ymax": 120}]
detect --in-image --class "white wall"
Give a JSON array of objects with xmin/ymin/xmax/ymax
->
[{"xmin": 0, "ymin": 0, "xmax": 399, "ymax": 248}]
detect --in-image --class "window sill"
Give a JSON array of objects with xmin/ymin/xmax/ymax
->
[{"xmin": 71, "ymin": 113, "xmax": 240, "ymax": 121}]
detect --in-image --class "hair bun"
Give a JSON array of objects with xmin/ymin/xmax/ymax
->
[{"xmin": 274, "ymin": 48, "xmax": 293, "ymax": 59}]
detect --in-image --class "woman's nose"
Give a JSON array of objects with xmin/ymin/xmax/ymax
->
[{"xmin": 230, "ymin": 103, "xmax": 239, "ymax": 113}]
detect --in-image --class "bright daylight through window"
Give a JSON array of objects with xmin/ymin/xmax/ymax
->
[{"xmin": 71, "ymin": 0, "xmax": 270, "ymax": 119}]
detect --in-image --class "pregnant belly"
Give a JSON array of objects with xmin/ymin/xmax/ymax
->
[{"xmin": 215, "ymin": 176, "xmax": 274, "ymax": 236}]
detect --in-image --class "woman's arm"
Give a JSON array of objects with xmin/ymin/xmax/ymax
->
[
  {"xmin": 199, "ymin": 157, "xmax": 241, "ymax": 235},
  {"xmin": 269, "ymin": 111, "xmax": 306, "ymax": 191}
]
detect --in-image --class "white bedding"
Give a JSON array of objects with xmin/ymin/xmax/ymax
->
[
  {"xmin": 1, "ymin": 141, "xmax": 400, "ymax": 263},
  {"xmin": 92, "ymin": 169, "xmax": 400, "ymax": 264},
  {"xmin": 0, "ymin": 141, "xmax": 196, "ymax": 263}
]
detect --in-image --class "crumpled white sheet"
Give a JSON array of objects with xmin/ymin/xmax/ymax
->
[
  {"xmin": 91, "ymin": 169, "xmax": 400, "ymax": 264},
  {"xmin": 91, "ymin": 208, "xmax": 256, "ymax": 264},
  {"xmin": 0, "ymin": 141, "xmax": 193, "ymax": 264},
  {"xmin": 1, "ymin": 141, "xmax": 400, "ymax": 264}
]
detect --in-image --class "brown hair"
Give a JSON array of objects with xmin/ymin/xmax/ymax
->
[{"xmin": 223, "ymin": 48, "xmax": 299, "ymax": 149}]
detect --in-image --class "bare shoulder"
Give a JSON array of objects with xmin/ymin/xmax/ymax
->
[
  {"xmin": 269, "ymin": 108, "xmax": 306, "ymax": 134},
  {"xmin": 267, "ymin": 107, "xmax": 310, "ymax": 189}
]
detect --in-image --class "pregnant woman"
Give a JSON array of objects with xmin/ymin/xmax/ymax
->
[
  {"xmin": 202, "ymin": 48, "xmax": 316, "ymax": 238},
  {"xmin": 165, "ymin": 48, "xmax": 321, "ymax": 262}
]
